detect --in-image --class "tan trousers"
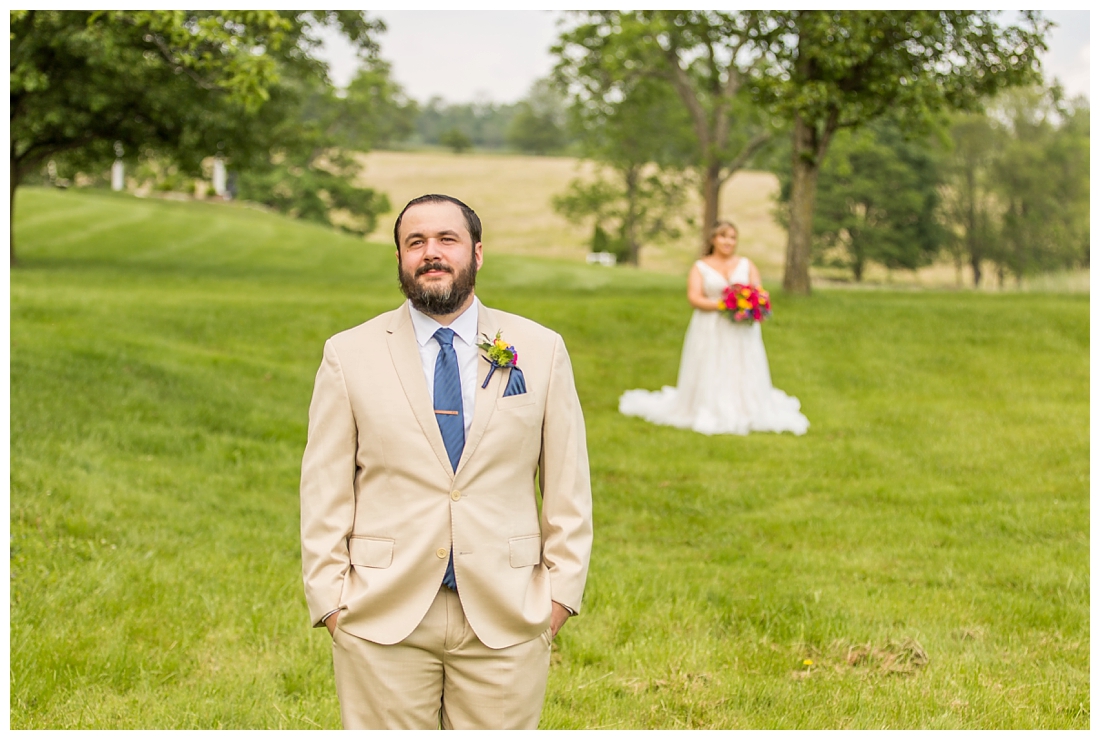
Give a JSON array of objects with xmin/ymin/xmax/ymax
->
[{"xmin": 331, "ymin": 586, "xmax": 553, "ymax": 729}]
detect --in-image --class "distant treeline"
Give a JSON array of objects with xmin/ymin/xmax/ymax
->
[
  {"xmin": 409, "ymin": 99, "xmax": 518, "ymax": 151},
  {"xmin": 378, "ymin": 79, "xmax": 572, "ymax": 156}
]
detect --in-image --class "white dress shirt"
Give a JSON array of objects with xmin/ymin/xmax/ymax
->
[{"xmin": 408, "ymin": 297, "xmax": 481, "ymax": 439}]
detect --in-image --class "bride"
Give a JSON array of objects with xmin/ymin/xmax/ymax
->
[{"xmin": 619, "ymin": 220, "xmax": 809, "ymax": 436}]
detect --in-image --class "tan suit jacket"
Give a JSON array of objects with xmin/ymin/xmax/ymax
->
[{"xmin": 300, "ymin": 301, "xmax": 592, "ymax": 650}]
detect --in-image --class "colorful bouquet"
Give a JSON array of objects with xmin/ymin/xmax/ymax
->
[{"xmin": 717, "ymin": 283, "xmax": 771, "ymax": 323}]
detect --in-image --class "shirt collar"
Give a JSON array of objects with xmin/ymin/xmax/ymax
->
[{"xmin": 408, "ymin": 296, "xmax": 480, "ymax": 348}]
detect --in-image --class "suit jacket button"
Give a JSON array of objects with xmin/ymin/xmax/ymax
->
[
  {"xmin": 451, "ymin": 490, "xmax": 462, "ymax": 501},
  {"xmin": 436, "ymin": 548, "xmax": 448, "ymax": 559}
]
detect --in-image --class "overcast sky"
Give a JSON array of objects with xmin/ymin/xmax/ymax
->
[{"xmin": 315, "ymin": 10, "xmax": 1091, "ymax": 104}]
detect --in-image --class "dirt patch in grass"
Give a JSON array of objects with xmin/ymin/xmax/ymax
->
[{"xmin": 794, "ymin": 638, "xmax": 930, "ymax": 680}]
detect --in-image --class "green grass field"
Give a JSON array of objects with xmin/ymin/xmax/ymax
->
[{"xmin": 10, "ymin": 187, "xmax": 1089, "ymax": 729}]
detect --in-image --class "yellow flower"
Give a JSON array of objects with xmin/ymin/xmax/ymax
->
[{"xmin": 803, "ymin": 659, "xmax": 813, "ymax": 666}]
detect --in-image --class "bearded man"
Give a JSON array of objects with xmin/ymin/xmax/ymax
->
[{"xmin": 299, "ymin": 193, "xmax": 593, "ymax": 729}]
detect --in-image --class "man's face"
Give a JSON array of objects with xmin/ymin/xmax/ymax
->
[{"xmin": 396, "ymin": 201, "xmax": 483, "ymax": 316}]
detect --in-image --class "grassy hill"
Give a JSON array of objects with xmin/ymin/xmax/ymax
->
[{"xmin": 10, "ymin": 187, "xmax": 1089, "ymax": 729}]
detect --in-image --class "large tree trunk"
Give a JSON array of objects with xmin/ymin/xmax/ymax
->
[
  {"xmin": 700, "ymin": 161, "xmax": 721, "ymax": 254},
  {"xmin": 964, "ymin": 168, "xmax": 982, "ymax": 287},
  {"xmin": 784, "ymin": 116, "xmax": 819, "ymax": 294},
  {"xmin": 624, "ymin": 165, "xmax": 640, "ymax": 266},
  {"xmin": 850, "ymin": 229, "xmax": 864, "ymax": 282},
  {"xmin": 968, "ymin": 237, "xmax": 983, "ymax": 287}
]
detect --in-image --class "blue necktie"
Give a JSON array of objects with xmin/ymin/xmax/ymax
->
[{"xmin": 433, "ymin": 328, "xmax": 464, "ymax": 589}]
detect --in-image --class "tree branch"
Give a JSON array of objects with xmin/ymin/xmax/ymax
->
[
  {"xmin": 721, "ymin": 34, "xmax": 746, "ymax": 102},
  {"xmin": 719, "ymin": 130, "xmax": 773, "ymax": 184},
  {"xmin": 12, "ymin": 131, "xmax": 103, "ymax": 175},
  {"xmin": 143, "ymin": 31, "xmax": 220, "ymax": 91},
  {"xmin": 817, "ymin": 107, "xmax": 841, "ymax": 161},
  {"xmin": 712, "ymin": 32, "xmax": 749, "ymax": 153},
  {"xmin": 661, "ymin": 46, "xmax": 712, "ymax": 151}
]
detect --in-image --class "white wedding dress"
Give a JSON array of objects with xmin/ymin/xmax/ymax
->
[{"xmin": 619, "ymin": 258, "xmax": 809, "ymax": 435}]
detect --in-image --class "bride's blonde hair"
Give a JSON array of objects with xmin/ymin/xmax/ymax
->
[{"xmin": 705, "ymin": 220, "xmax": 739, "ymax": 256}]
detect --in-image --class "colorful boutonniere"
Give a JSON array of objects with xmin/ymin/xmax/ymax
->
[{"xmin": 477, "ymin": 331, "xmax": 519, "ymax": 388}]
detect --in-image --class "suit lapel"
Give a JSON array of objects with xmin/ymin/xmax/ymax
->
[
  {"xmin": 386, "ymin": 304, "xmax": 455, "ymax": 478},
  {"xmin": 456, "ymin": 303, "xmax": 503, "ymax": 474}
]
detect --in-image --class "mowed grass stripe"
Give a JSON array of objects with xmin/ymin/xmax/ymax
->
[{"xmin": 10, "ymin": 187, "xmax": 1088, "ymax": 729}]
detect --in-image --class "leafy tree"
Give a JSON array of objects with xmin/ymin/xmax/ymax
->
[
  {"xmin": 987, "ymin": 86, "xmax": 1090, "ymax": 284},
  {"xmin": 229, "ymin": 51, "xmax": 407, "ymax": 236},
  {"xmin": 439, "ymin": 128, "xmax": 472, "ymax": 154},
  {"xmin": 804, "ymin": 120, "xmax": 945, "ymax": 281},
  {"xmin": 413, "ymin": 98, "xmax": 518, "ymax": 150},
  {"xmin": 554, "ymin": 11, "xmax": 779, "ymax": 252},
  {"xmin": 940, "ymin": 111, "xmax": 1003, "ymax": 286},
  {"xmin": 757, "ymin": 10, "xmax": 1049, "ymax": 293},
  {"xmin": 9, "ymin": 9, "xmax": 382, "ymax": 264},
  {"xmin": 552, "ymin": 73, "xmax": 696, "ymax": 265},
  {"xmin": 1055, "ymin": 98, "xmax": 1091, "ymax": 270},
  {"xmin": 506, "ymin": 79, "xmax": 568, "ymax": 155},
  {"xmin": 553, "ymin": 166, "xmax": 692, "ymax": 266},
  {"xmin": 329, "ymin": 58, "xmax": 418, "ymax": 151},
  {"xmin": 234, "ymin": 157, "xmax": 388, "ymax": 236}
]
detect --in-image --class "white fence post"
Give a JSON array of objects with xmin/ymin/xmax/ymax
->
[
  {"xmin": 212, "ymin": 156, "xmax": 227, "ymax": 196},
  {"xmin": 111, "ymin": 160, "xmax": 125, "ymax": 191},
  {"xmin": 585, "ymin": 251, "xmax": 617, "ymax": 267}
]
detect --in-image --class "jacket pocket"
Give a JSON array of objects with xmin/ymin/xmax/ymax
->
[
  {"xmin": 348, "ymin": 536, "xmax": 394, "ymax": 568},
  {"xmin": 497, "ymin": 392, "xmax": 536, "ymax": 409},
  {"xmin": 508, "ymin": 534, "xmax": 542, "ymax": 568}
]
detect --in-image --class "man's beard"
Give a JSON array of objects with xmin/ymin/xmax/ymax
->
[{"xmin": 398, "ymin": 257, "xmax": 478, "ymax": 316}]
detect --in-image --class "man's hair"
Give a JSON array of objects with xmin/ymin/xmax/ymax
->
[{"xmin": 393, "ymin": 194, "xmax": 483, "ymax": 248}]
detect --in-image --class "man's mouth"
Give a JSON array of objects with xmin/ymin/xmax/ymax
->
[{"xmin": 416, "ymin": 262, "xmax": 453, "ymax": 278}]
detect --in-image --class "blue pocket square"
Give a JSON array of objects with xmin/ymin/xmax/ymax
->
[{"xmin": 503, "ymin": 366, "xmax": 527, "ymax": 397}]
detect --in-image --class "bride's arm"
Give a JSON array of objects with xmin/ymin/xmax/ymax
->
[{"xmin": 687, "ymin": 265, "xmax": 721, "ymax": 311}]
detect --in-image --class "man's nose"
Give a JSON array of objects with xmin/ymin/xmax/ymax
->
[{"xmin": 422, "ymin": 238, "xmax": 445, "ymax": 259}]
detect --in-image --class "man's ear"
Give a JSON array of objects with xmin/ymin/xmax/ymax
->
[{"xmin": 474, "ymin": 242, "xmax": 484, "ymax": 271}]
